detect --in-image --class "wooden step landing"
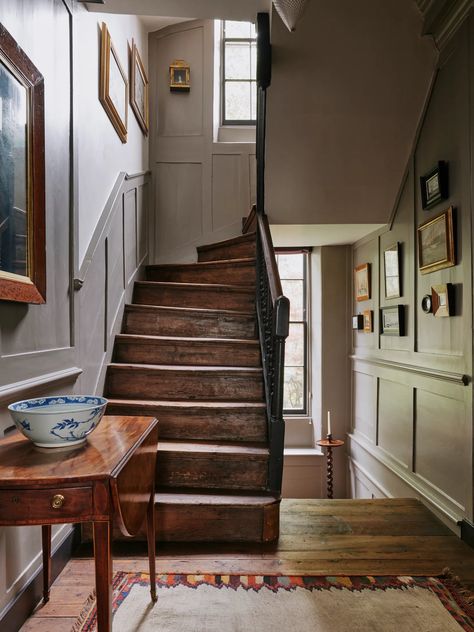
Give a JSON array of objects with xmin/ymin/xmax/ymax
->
[
  {"xmin": 105, "ymin": 399, "xmax": 267, "ymax": 442},
  {"xmin": 123, "ymin": 304, "xmax": 257, "ymax": 339},
  {"xmin": 105, "ymin": 364, "xmax": 264, "ymax": 401},
  {"xmin": 114, "ymin": 334, "xmax": 261, "ymax": 367},
  {"xmin": 197, "ymin": 232, "xmax": 256, "ymax": 263},
  {"xmin": 133, "ymin": 281, "xmax": 255, "ymax": 311},
  {"xmin": 157, "ymin": 440, "xmax": 269, "ymax": 492},
  {"xmin": 154, "ymin": 490, "xmax": 280, "ymax": 542},
  {"xmin": 146, "ymin": 258, "xmax": 256, "ymax": 286}
]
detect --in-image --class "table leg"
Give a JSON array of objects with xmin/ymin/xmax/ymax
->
[
  {"xmin": 146, "ymin": 494, "xmax": 157, "ymax": 602},
  {"xmin": 93, "ymin": 521, "xmax": 112, "ymax": 632},
  {"xmin": 41, "ymin": 525, "xmax": 52, "ymax": 603}
]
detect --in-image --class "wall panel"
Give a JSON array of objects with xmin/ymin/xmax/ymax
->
[{"xmin": 378, "ymin": 379, "xmax": 412, "ymax": 469}]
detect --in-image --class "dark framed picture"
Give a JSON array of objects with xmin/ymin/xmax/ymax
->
[
  {"xmin": 99, "ymin": 22, "xmax": 128, "ymax": 143},
  {"xmin": 0, "ymin": 23, "xmax": 46, "ymax": 304},
  {"xmin": 352, "ymin": 314, "xmax": 363, "ymax": 330},
  {"xmin": 363, "ymin": 310, "xmax": 373, "ymax": 333},
  {"xmin": 129, "ymin": 39, "xmax": 149, "ymax": 135},
  {"xmin": 380, "ymin": 305, "xmax": 405, "ymax": 336},
  {"xmin": 420, "ymin": 161, "xmax": 448, "ymax": 210},
  {"xmin": 169, "ymin": 60, "xmax": 190, "ymax": 92},
  {"xmin": 384, "ymin": 242, "xmax": 401, "ymax": 299},
  {"xmin": 417, "ymin": 207, "xmax": 455, "ymax": 275},
  {"xmin": 432, "ymin": 283, "xmax": 453, "ymax": 318},
  {"xmin": 354, "ymin": 263, "xmax": 370, "ymax": 302}
]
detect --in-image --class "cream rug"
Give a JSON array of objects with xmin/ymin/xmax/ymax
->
[{"xmin": 73, "ymin": 572, "xmax": 474, "ymax": 631}]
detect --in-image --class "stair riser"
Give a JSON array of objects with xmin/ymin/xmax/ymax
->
[
  {"xmin": 114, "ymin": 340, "xmax": 261, "ymax": 367},
  {"xmin": 123, "ymin": 308, "xmax": 257, "ymax": 339},
  {"xmin": 156, "ymin": 453, "xmax": 268, "ymax": 491},
  {"xmin": 197, "ymin": 242, "xmax": 256, "ymax": 263},
  {"xmin": 105, "ymin": 368, "xmax": 264, "ymax": 401},
  {"xmin": 134, "ymin": 285, "xmax": 254, "ymax": 311},
  {"xmin": 155, "ymin": 502, "xmax": 278, "ymax": 542},
  {"xmin": 83, "ymin": 501, "xmax": 279, "ymax": 543},
  {"xmin": 105, "ymin": 403, "xmax": 267, "ymax": 442},
  {"xmin": 146, "ymin": 264, "xmax": 256, "ymax": 286}
]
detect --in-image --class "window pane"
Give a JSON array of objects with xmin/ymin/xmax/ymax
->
[
  {"xmin": 277, "ymin": 253, "xmax": 304, "ymax": 279},
  {"xmin": 283, "ymin": 367, "xmax": 305, "ymax": 411},
  {"xmin": 225, "ymin": 81, "xmax": 251, "ymax": 121},
  {"xmin": 285, "ymin": 323, "xmax": 305, "ymax": 366},
  {"xmin": 224, "ymin": 21, "xmax": 252, "ymax": 38},
  {"xmin": 225, "ymin": 42, "xmax": 251, "ymax": 80},
  {"xmin": 281, "ymin": 279, "xmax": 304, "ymax": 320},
  {"xmin": 250, "ymin": 42, "xmax": 257, "ymax": 80}
]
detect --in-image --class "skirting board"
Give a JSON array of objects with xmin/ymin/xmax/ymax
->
[
  {"xmin": 0, "ymin": 526, "xmax": 79, "ymax": 632},
  {"xmin": 460, "ymin": 519, "xmax": 474, "ymax": 550}
]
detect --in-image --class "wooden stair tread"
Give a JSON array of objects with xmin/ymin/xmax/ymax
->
[
  {"xmin": 124, "ymin": 304, "xmax": 255, "ymax": 317},
  {"xmin": 147, "ymin": 258, "xmax": 255, "ymax": 270},
  {"xmin": 115, "ymin": 334, "xmax": 259, "ymax": 346},
  {"xmin": 155, "ymin": 490, "xmax": 278, "ymax": 506},
  {"xmin": 106, "ymin": 398, "xmax": 266, "ymax": 410},
  {"xmin": 108, "ymin": 363, "xmax": 262, "ymax": 373},
  {"xmin": 197, "ymin": 233, "xmax": 256, "ymax": 253},
  {"xmin": 158, "ymin": 440, "xmax": 269, "ymax": 456}
]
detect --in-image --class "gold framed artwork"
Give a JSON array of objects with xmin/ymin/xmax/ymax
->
[
  {"xmin": 432, "ymin": 283, "xmax": 453, "ymax": 318},
  {"xmin": 363, "ymin": 310, "xmax": 373, "ymax": 333},
  {"xmin": 99, "ymin": 22, "xmax": 128, "ymax": 143},
  {"xmin": 417, "ymin": 207, "xmax": 455, "ymax": 274},
  {"xmin": 130, "ymin": 39, "xmax": 149, "ymax": 135},
  {"xmin": 355, "ymin": 263, "xmax": 370, "ymax": 302},
  {"xmin": 169, "ymin": 60, "xmax": 190, "ymax": 92},
  {"xmin": 0, "ymin": 23, "xmax": 46, "ymax": 304}
]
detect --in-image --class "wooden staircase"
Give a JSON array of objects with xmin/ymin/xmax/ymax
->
[{"xmin": 105, "ymin": 231, "xmax": 281, "ymax": 543}]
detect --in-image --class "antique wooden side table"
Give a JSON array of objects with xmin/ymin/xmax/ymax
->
[{"xmin": 0, "ymin": 415, "xmax": 159, "ymax": 632}]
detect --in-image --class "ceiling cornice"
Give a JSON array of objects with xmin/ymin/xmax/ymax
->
[{"xmin": 415, "ymin": 0, "xmax": 474, "ymax": 49}]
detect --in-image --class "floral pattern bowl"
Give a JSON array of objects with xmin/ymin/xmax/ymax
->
[{"xmin": 8, "ymin": 396, "xmax": 108, "ymax": 448}]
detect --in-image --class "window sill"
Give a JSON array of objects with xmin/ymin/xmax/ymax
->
[{"xmin": 217, "ymin": 125, "xmax": 256, "ymax": 143}]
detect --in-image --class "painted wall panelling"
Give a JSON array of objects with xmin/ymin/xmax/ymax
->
[
  {"xmin": 149, "ymin": 20, "xmax": 256, "ymax": 264},
  {"xmin": 349, "ymin": 17, "xmax": 473, "ymax": 530}
]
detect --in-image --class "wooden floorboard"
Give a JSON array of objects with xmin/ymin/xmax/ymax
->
[{"xmin": 19, "ymin": 498, "xmax": 474, "ymax": 630}]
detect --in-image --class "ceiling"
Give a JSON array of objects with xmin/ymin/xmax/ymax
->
[{"xmin": 85, "ymin": 0, "xmax": 272, "ymax": 21}]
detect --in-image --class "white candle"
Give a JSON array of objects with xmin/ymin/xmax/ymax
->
[{"xmin": 327, "ymin": 410, "xmax": 332, "ymax": 436}]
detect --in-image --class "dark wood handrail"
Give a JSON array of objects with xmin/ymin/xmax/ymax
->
[{"xmin": 257, "ymin": 212, "xmax": 283, "ymax": 303}]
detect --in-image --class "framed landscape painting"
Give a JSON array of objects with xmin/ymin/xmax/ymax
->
[
  {"xmin": 130, "ymin": 39, "xmax": 149, "ymax": 135},
  {"xmin": 99, "ymin": 22, "xmax": 128, "ymax": 143},
  {"xmin": 418, "ymin": 207, "xmax": 455, "ymax": 275}
]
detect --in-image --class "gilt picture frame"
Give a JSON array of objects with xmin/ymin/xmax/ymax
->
[
  {"xmin": 0, "ymin": 23, "xmax": 46, "ymax": 304},
  {"xmin": 355, "ymin": 263, "xmax": 370, "ymax": 302},
  {"xmin": 99, "ymin": 22, "xmax": 128, "ymax": 143},
  {"xmin": 129, "ymin": 39, "xmax": 149, "ymax": 135},
  {"xmin": 417, "ymin": 207, "xmax": 455, "ymax": 275},
  {"xmin": 169, "ymin": 60, "xmax": 190, "ymax": 92}
]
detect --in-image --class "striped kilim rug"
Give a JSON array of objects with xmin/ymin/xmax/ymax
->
[{"xmin": 72, "ymin": 572, "xmax": 474, "ymax": 632}]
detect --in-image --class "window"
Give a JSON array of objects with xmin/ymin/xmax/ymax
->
[
  {"xmin": 276, "ymin": 250, "xmax": 310, "ymax": 416},
  {"xmin": 221, "ymin": 20, "xmax": 257, "ymax": 125}
]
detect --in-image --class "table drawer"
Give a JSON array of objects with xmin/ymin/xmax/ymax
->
[{"xmin": 0, "ymin": 486, "xmax": 93, "ymax": 523}]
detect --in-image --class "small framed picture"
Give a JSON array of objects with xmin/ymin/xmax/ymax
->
[
  {"xmin": 384, "ymin": 242, "xmax": 401, "ymax": 299},
  {"xmin": 418, "ymin": 207, "xmax": 455, "ymax": 275},
  {"xmin": 355, "ymin": 263, "xmax": 370, "ymax": 302},
  {"xmin": 130, "ymin": 39, "xmax": 149, "ymax": 135},
  {"xmin": 169, "ymin": 60, "xmax": 190, "ymax": 91},
  {"xmin": 432, "ymin": 283, "xmax": 453, "ymax": 318},
  {"xmin": 420, "ymin": 161, "xmax": 448, "ymax": 210},
  {"xmin": 363, "ymin": 310, "xmax": 373, "ymax": 333},
  {"xmin": 352, "ymin": 314, "xmax": 364, "ymax": 330},
  {"xmin": 380, "ymin": 305, "xmax": 405, "ymax": 336}
]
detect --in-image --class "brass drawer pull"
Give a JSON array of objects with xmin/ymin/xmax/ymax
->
[{"xmin": 51, "ymin": 494, "xmax": 65, "ymax": 509}]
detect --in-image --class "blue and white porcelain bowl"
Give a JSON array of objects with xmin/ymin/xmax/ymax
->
[{"xmin": 8, "ymin": 396, "xmax": 108, "ymax": 448}]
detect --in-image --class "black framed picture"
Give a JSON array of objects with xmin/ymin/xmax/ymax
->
[
  {"xmin": 380, "ymin": 305, "xmax": 405, "ymax": 336},
  {"xmin": 420, "ymin": 161, "xmax": 448, "ymax": 210}
]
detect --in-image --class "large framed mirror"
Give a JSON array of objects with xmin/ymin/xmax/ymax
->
[{"xmin": 0, "ymin": 23, "xmax": 45, "ymax": 303}]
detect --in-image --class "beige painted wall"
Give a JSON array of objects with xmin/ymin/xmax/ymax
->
[
  {"xmin": 266, "ymin": 0, "xmax": 437, "ymax": 226},
  {"xmin": 349, "ymin": 16, "xmax": 474, "ymax": 530},
  {"xmin": 149, "ymin": 20, "xmax": 256, "ymax": 264}
]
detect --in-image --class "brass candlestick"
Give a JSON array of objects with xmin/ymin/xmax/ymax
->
[{"xmin": 316, "ymin": 435, "xmax": 345, "ymax": 499}]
